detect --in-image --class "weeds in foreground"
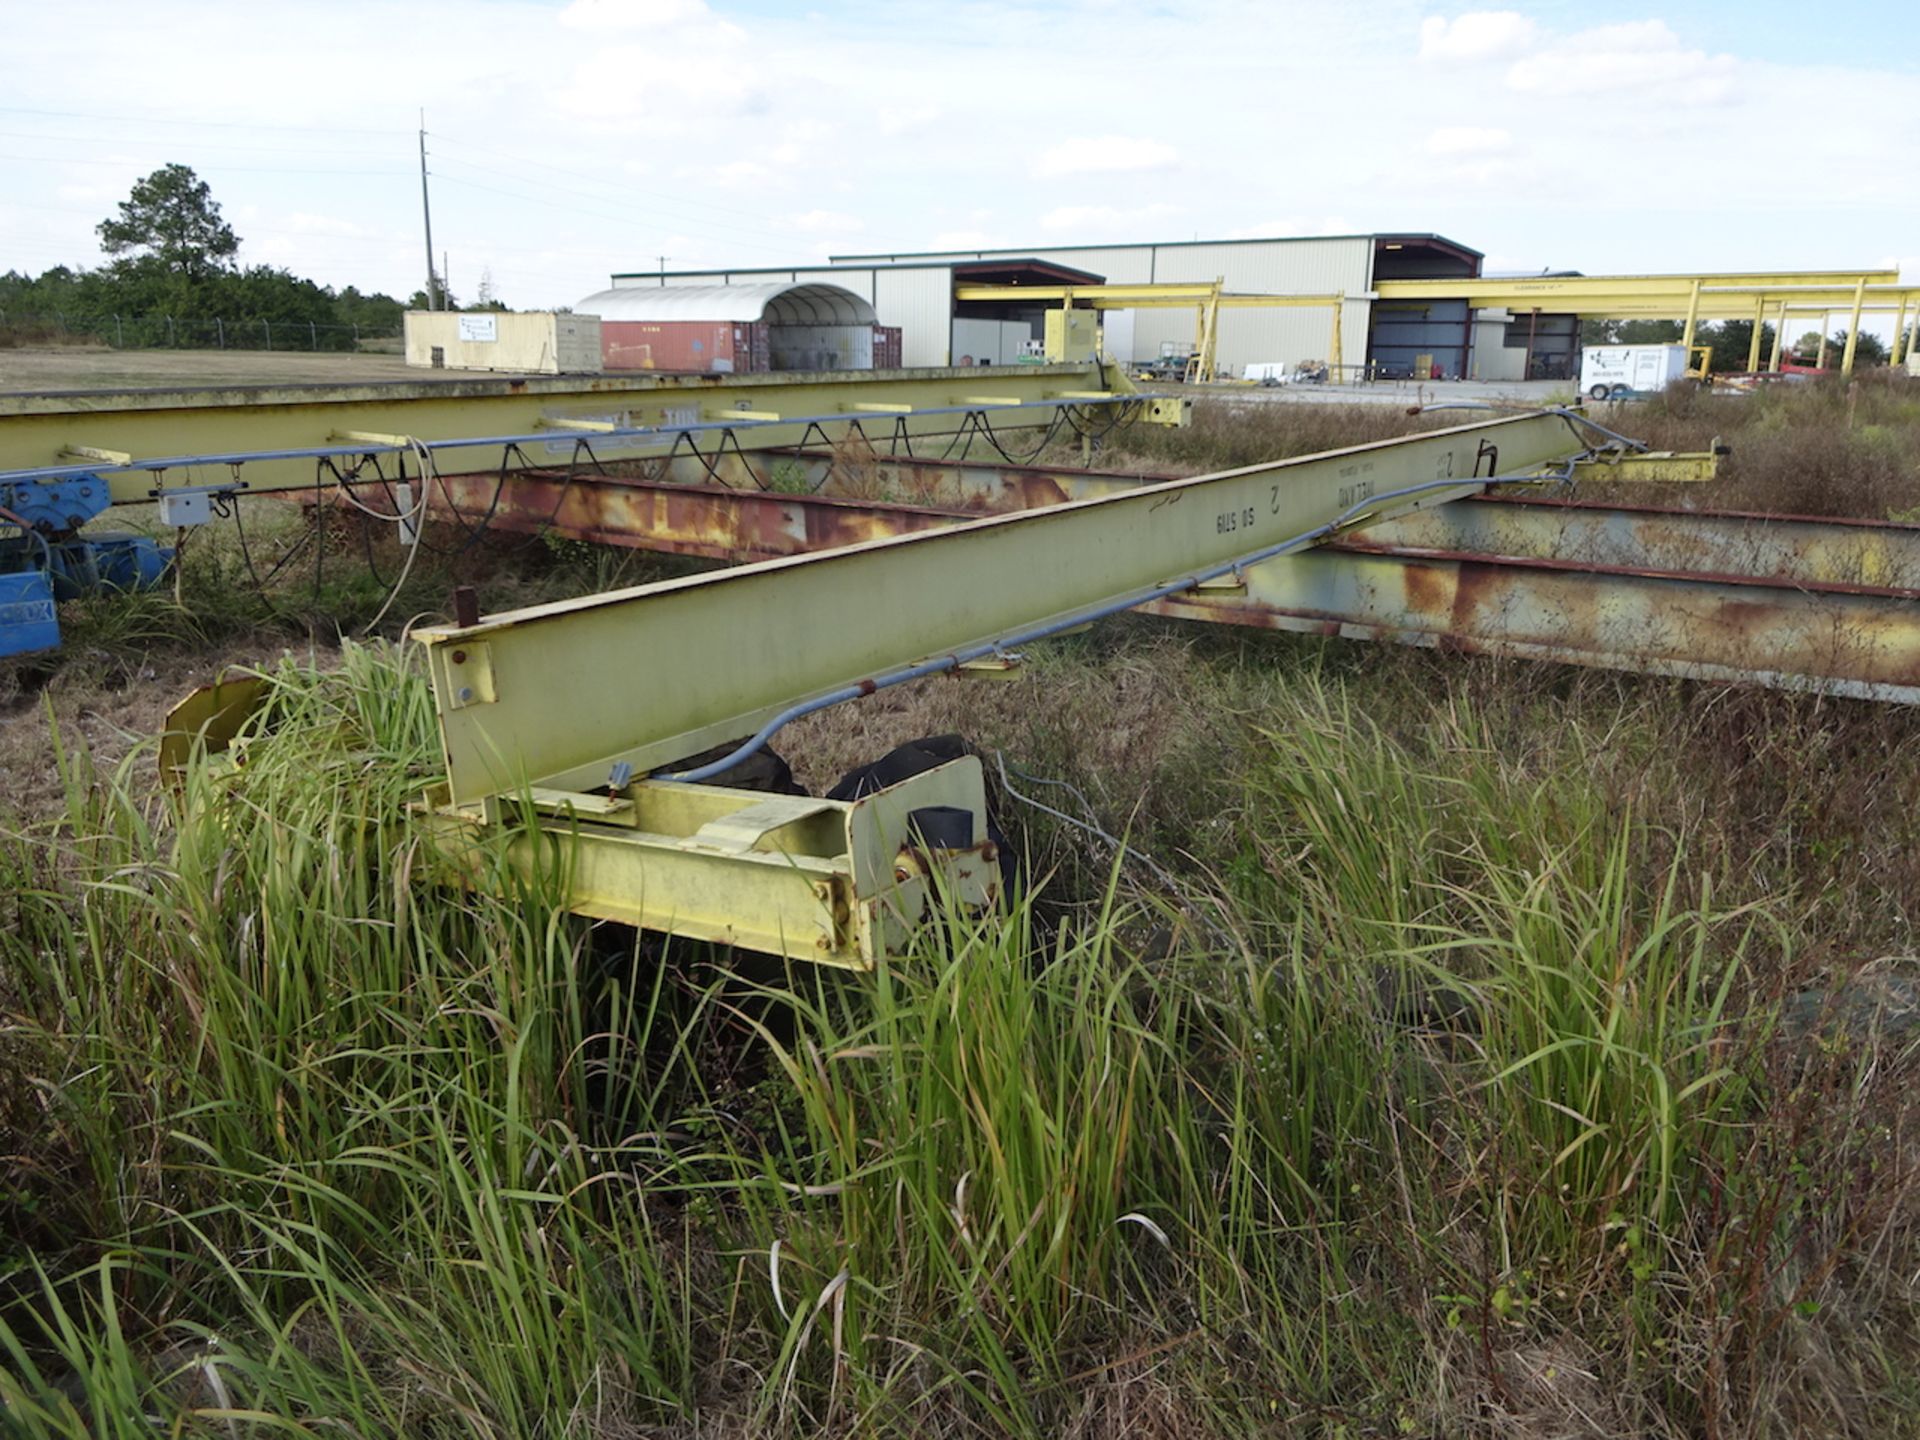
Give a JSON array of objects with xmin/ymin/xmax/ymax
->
[{"xmin": 2, "ymin": 642, "xmax": 1913, "ymax": 1436}]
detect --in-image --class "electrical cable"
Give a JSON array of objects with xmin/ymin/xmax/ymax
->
[{"xmin": 358, "ymin": 439, "xmax": 435, "ymax": 634}]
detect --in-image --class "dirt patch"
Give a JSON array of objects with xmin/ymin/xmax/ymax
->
[
  {"xmin": 0, "ymin": 346, "xmax": 436, "ymax": 392},
  {"xmin": 0, "ymin": 638, "xmax": 338, "ymax": 819}
]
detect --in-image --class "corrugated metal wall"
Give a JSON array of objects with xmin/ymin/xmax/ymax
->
[
  {"xmin": 1143, "ymin": 239, "xmax": 1372, "ymax": 376},
  {"xmin": 871, "ymin": 267, "xmax": 956, "ymax": 366},
  {"xmin": 859, "ymin": 238, "xmax": 1373, "ymax": 376},
  {"xmin": 609, "ymin": 241, "xmax": 1390, "ymax": 375}
]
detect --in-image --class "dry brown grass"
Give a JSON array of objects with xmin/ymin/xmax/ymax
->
[{"xmin": 1586, "ymin": 373, "xmax": 1920, "ymax": 518}]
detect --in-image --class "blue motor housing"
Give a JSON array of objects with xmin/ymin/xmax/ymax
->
[
  {"xmin": 0, "ymin": 568, "xmax": 60, "ymax": 658},
  {"xmin": 1, "ymin": 474, "xmax": 111, "ymax": 534},
  {"xmin": 1, "ymin": 474, "xmax": 175, "ymax": 658},
  {"xmin": 45, "ymin": 533, "xmax": 175, "ymax": 600}
]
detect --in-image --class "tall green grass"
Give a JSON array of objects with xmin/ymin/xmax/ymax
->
[{"xmin": 1, "ymin": 644, "xmax": 1910, "ymax": 1436}]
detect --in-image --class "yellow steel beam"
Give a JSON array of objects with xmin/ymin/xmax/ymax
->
[
  {"xmin": 1568, "ymin": 448, "xmax": 1722, "ymax": 483},
  {"xmin": 0, "ymin": 364, "xmax": 1130, "ymax": 504},
  {"xmin": 1406, "ymin": 289, "xmax": 1920, "ymax": 315},
  {"xmin": 379, "ymin": 412, "xmax": 1601, "ymax": 964},
  {"xmin": 1377, "ymin": 271, "xmax": 1899, "ymax": 306},
  {"xmin": 953, "ymin": 283, "xmax": 1342, "ymax": 309},
  {"xmin": 416, "ymin": 412, "xmax": 1584, "ymax": 805},
  {"xmin": 1842, "ymin": 278, "xmax": 1868, "ymax": 377}
]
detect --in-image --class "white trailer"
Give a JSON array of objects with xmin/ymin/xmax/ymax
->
[{"xmin": 1580, "ymin": 344, "xmax": 1690, "ymax": 401}]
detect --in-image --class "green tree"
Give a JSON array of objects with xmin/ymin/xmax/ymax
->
[
  {"xmin": 1582, "ymin": 318, "xmax": 1684, "ymax": 346},
  {"xmin": 409, "ymin": 285, "xmax": 459, "ymax": 311},
  {"xmin": 1830, "ymin": 329, "xmax": 1889, "ymax": 367},
  {"xmin": 1705, "ymin": 320, "xmax": 1775, "ymax": 374},
  {"xmin": 97, "ymin": 164, "xmax": 239, "ymax": 282}
]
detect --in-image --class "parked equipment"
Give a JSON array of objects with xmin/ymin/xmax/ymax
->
[
  {"xmin": 0, "ymin": 474, "xmax": 171, "ymax": 658},
  {"xmin": 163, "ymin": 408, "xmax": 1729, "ymax": 967},
  {"xmin": 1580, "ymin": 344, "xmax": 1692, "ymax": 401}
]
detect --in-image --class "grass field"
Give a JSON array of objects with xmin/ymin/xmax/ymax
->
[
  {"xmin": 2, "ymin": 379, "xmax": 1917, "ymax": 1436},
  {"xmin": 0, "ymin": 345, "xmax": 428, "ymax": 392}
]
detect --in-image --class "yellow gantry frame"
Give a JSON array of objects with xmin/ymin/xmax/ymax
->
[
  {"xmin": 960, "ymin": 270, "xmax": 1918, "ymax": 381},
  {"xmin": 954, "ymin": 282, "xmax": 1348, "ymax": 385},
  {"xmin": 399, "ymin": 412, "xmax": 1610, "ymax": 963},
  {"xmin": 1375, "ymin": 271, "xmax": 1918, "ymax": 376},
  {"xmin": 0, "ymin": 362, "xmax": 1163, "ymax": 504}
]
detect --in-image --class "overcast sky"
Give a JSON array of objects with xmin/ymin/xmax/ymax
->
[{"xmin": 4, "ymin": 0, "xmax": 1916, "ymax": 315}]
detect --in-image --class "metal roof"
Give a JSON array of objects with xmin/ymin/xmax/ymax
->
[
  {"xmin": 831, "ymin": 232, "xmax": 1484, "ymax": 262},
  {"xmin": 576, "ymin": 282, "xmax": 877, "ymax": 325}
]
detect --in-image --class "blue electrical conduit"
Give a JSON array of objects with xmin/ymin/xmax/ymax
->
[{"xmin": 658, "ymin": 456, "xmax": 1580, "ymax": 784}]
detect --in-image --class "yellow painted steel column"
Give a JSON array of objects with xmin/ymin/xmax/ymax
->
[
  {"xmin": 1769, "ymin": 303, "xmax": 1787, "ymax": 372},
  {"xmin": 1841, "ymin": 278, "xmax": 1867, "ymax": 377},
  {"xmin": 1746, "ymin": 295, "xmax": 1765, "ymax": 372},
  {"xmin": 1894, "ymin": 297, "xmax": 1909, "ymax": 367},
  {"xmin": 1906, "ymin": 301, "xmax": 1920, "ymax": 369},
  {"xmin": 1681, "ymin": 278, "xmax": 1703, "ymax": 350},
  {"xmin": 1818, "ymin": 313, "xmax": 1831, "ymax": 370},
  {"xmin": 1330, "ymin": 295, "xmax": 1344, "ymax": 379}
]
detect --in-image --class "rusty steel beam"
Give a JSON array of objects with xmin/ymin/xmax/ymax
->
[
  {"xmin": 1144, "ymin": 549, "xmax": 1920, "ymax": 704},
  {"xmin": 423, "ymin": 459, "xmax": 1920, "ymax": 703},
  {"xmin": 1374, "ymin": 495, "xmax": 1920, "ymax": 593}
]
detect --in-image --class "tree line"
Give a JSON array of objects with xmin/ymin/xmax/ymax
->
[
  {"xmin": 1583, "ymin": 316, "xmax": 1891, "ymax": 372},
  {"xmin": 0, "ymin": 164, "xmax": 500, "ymax": 351}
]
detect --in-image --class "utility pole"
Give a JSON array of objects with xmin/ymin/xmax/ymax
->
[
  {"xmin": 658, "ymin": 254, "xmax": 673, "ymax": 285},
  {"xmin": 419, "ymin": 110, "xmax": 438, "ymax": 310}
]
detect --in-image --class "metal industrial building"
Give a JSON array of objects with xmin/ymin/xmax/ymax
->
[
  {"xmin": 608, "ymin": 233, "xmax": 1519, "ymax": 380},
  {"xmin": 607, "ymin": 237, "xmax": 1917, "ymax": 382}
]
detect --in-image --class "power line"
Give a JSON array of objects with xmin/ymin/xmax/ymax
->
[
  {"xmin": 0, "ymin": 104, "xmax": 404, "ymax": 137},
  {"xmin": 0, "ymin": 152, "xmax": 409, "ymax": 178},
  {"xmin": 0, "ymin": 127, "xmax": 400, "ymax": 158}
]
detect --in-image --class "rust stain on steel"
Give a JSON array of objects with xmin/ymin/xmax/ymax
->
[
  {"xmin": 419, "ymin": 462, "xmax": 1920, "ymax": 701},
  {"xmin": 1146, "ymin": 549, "xmax": 1920, "ymax": 699},
  {"xmin": 1399, "ymin": 559, "xmax": 1454, "ymax": 619},
  {"xmin": 1378, "ymin": 495, "xmax": 1920, "ymax": 592},
  {"xmin": 430, "ymin": 471, "xmax": 957, "ymax": 561},
  {"xmin": 766, "ymin": 448, "xmax": 1163, "ymax": 512},
  {"xmin": 1337, "ymin": 540, "xmax": 1920, "ymax": 602}
]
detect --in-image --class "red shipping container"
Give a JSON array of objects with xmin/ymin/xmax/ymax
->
[
  {"xmin": 602, "ymin": 320, "xmax": 764, "ymax": 373},
  {"xmin": 872, "ymin": 325, "xmax": 902, "ymax": 370}
]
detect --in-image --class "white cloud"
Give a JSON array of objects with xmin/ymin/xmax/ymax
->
[
  {"xmin": 283, "ymin": 211, "xmax": 376, "ymax": 238},
  {"xmin": 558, "ymin": 0, "xmax": 714, "ymax": 30},
  {"xmin": 1223, "ymin": 216, "xmax": 1354, "ymax": 240},
  {"xmin": 1507, "ymin": 20, "xmax": 1738, "ymax": 101},
  {"xmin": 877, "ymin": 104, "xmax": 940, "ymax": 136},
  {"xmin": 0, "ymin": 0, "xmax": 1914, "ymax": 307},
  {"xmin": 930, "ymin": 229, "xmax": 1001, "ymax": 250},
  {"xmin": 789, "ymin": 208, "xmax": 862, "ymax": 235},
  {"xmin": 1031, "ymin": 135, "xmax": 1178, "ymax": 179},
  {"xmin": 1039, "ymin": 202, "xmax": 1180, "ymax": 234},
  {"xmin": 1419, "ymin": 11, "xmax": 1537, "ymax": 62},
  {"xmin": 1425, "ymin": 125, "xmax": 1511, "ymax": 157}
]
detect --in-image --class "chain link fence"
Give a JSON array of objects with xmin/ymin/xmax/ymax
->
[{"xmin": 0, "ymin": 310, "xmax": 403, "ymax": 353}]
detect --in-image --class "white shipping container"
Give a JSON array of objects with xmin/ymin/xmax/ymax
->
[
  {"xmin": 1579, "ymin": 344, "xmax": 1690, "ymax": 400},
  {"xmin": 405, "ymin": 311, "xmax": 603, "ymax": 374}
]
